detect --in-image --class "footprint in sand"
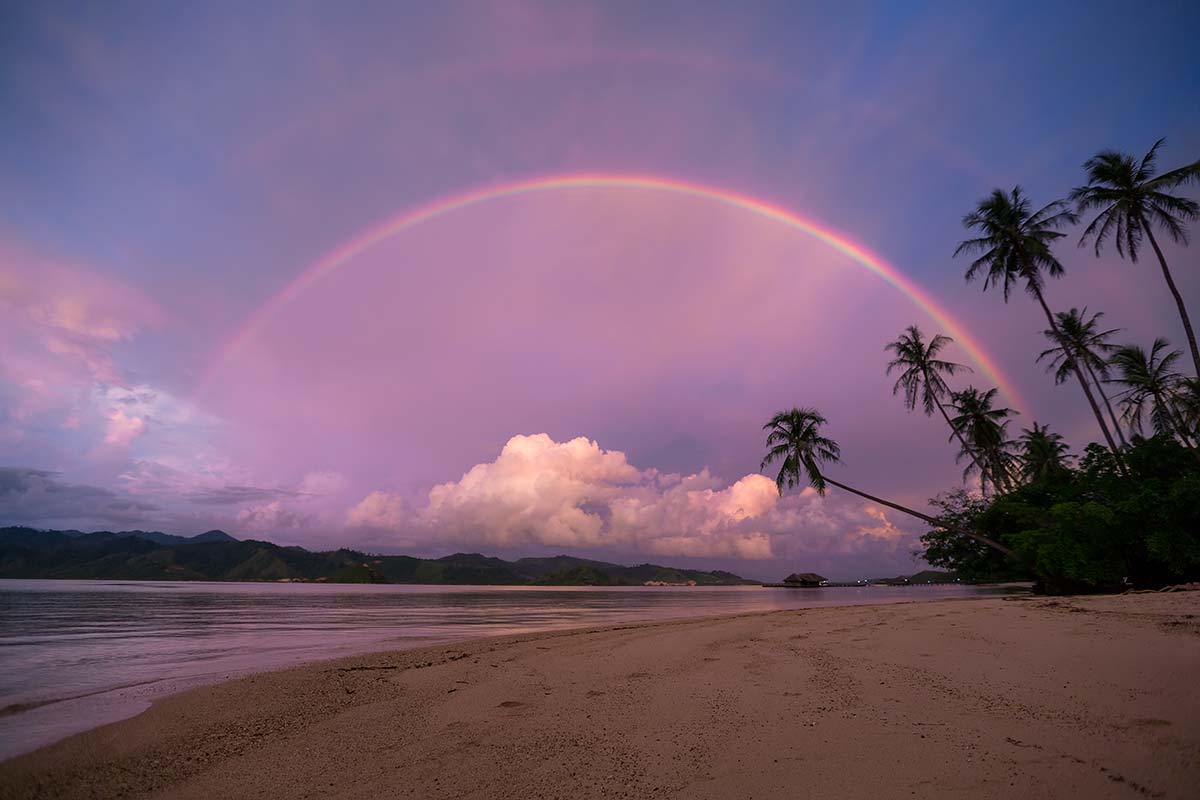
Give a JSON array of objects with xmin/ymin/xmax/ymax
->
[{"xmin": 1129, "ymin": 718, "xmax": 1172, "ymax": 727}]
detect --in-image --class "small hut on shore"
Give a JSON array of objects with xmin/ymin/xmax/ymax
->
[{"xmin": 782, "ymin": 572, "xmax": 827, "ymax": 588}]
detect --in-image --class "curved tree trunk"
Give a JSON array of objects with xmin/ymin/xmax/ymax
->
[
  {"xmin": 1082, "ymin": 359, "xmax": 1127, "ymax": 448},
  {"xmin": 1033, "ymin": 288, "xmax": 1124, "ymax": 464},
  {"xmin": 929, "ymin": 371, "xmax": 1005, "ymax": 491},
  {"xmin": 1175, "ymin": 414, "xmax": 1199, "ymax": 451},
  {"xmin": 1143, "ymin": 222, "xmax": 1200, "ymax": 379},
  {"xmin": 821, "ymin": 476, "xmax": 1020, "ymax": 561},
  {"xmin": 1162, "ymin": 397, "xmax": 1200, "ymax": 457}
]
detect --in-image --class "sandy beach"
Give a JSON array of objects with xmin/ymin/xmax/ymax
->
[{"xmin": 2, "ymin": 592, "xmax": 1198, "ymax": 799}]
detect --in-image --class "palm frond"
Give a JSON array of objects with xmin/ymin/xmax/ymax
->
[
  {"xmin": 1073, "ymin": 140, "xmax": 1198, "ymax": 266},
  {"xmin": 1137, "ymin": 138, "xmax": 1164, "ymax": 182},
  {"xmin": 1148, "ymin": 157, "xmax": 1200, "ymax": 190},
  {"xmin": 759, "ymin": 407, "xmax": 841, "ymax": 496}
]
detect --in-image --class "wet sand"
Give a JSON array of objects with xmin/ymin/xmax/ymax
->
[{"xmin": 2, "ymin": 592, "xmax": 1198, "ymax": 799}]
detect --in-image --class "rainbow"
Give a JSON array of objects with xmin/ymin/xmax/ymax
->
[{"xmin": 199, "ymin": 173, "xmax": 1025, "ymax": 410}]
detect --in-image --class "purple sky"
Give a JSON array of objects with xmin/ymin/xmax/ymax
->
[{"xmin": 1, "ymin": 1, "xmax": 1197, "ymax": 580}]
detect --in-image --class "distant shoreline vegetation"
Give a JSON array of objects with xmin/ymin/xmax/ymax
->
[
  {"xmin": 0, "ymin": 527, "xmax": 973, "ymax": 588},
  {"xmin": 0, "ymin": 527, "xmax": 759, "ymax": 586}
]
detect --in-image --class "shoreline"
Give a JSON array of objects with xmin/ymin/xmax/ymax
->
[
  {"xmin": 0, "ymin": 581, "xmax": 1025, "ymax": 761},
  {"xmin": 3, "ymin": 592, "xmax": 1198, "ymax": 798},
  {"xmin": 0, "ymin": 595, "xmax": 910, "ymax": 757},
  {"xmin": 0, "ymin": 576, "xmax": 1032, "ymax": 586}
]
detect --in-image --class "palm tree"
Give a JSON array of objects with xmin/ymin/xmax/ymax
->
[
  {"xmin": 1017, "ymin": 422, "xmax": 1071, "ymax": 483},
  {"xmin": 885, "ymin": 325, "xmax": 988, "ymax": 479},
  {"xmin": 955, "ymin": 187, "xmax": 1123, "ymax": 460},
  {"xmin": 760, "ymin": 407, "xmax": 1017, "ymax": 559},
  {"xmin": 1177, "ymin": 378, "xmax": 1200, "ymax": 440},
  {"xmin": 1107, "ymin": 339, "xmax": 1195, "ymax": 448},
  {"xmin": 1037, "ymin": 307, "xmax": 1127, "ymax": 447},
  {"xmin": 947, "ymin": 387, "xmax": 1018, "ymax": 494},
  {"xmin": 1071, "ymin": 140, "xmax": 1200, "ymax": 376}
]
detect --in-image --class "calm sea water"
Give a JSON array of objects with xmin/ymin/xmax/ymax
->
[{"xmin": 0, "ymin": 579, "xmax": 1023, "ymax": 760}]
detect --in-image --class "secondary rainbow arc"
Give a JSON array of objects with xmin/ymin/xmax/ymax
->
[{"xmin": 199, "ymin": 173, "xmax": 1025, "ymax": 411}]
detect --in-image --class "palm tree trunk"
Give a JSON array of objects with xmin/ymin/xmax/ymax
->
[
  {"xmin": 1176, "ymin": 415, "xmax": 1200, "ymax": 452},
  {"xmin": 1082, "ymin": 360, "xmax": 1127, "ymax": 448},
  {"xmin": 932, "ymin": 390, "xmax": 1000, "ymax": 491},
  {"xmin": 1143, "ymin": 221, "xmax": 1200, "ymax": 378},
  {"xmin": 1163, "ymin": 399, "xmax": 1200, "ymax": 456},
  {"xmin": 1162, "ymin": 406, "xmax": 1200, "ymax": 466},
  {"xmin": 821, "ymin": 476, "xmax": 1020, "ymax": 561},
  {"xmin": 985, "ymin": 451, "xmax": 1014, "ymax": 494},
  {"xmin": 1032, "ymin": 289, "xmax": 1124, "ymax": 462}
]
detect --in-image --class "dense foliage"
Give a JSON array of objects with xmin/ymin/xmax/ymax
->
[{"xmin": 921, "ymin": 436, "xmax": 1200, "ymax": 592}]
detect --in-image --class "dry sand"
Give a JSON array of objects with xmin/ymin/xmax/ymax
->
[{"xmin": 2, "ymin": 592, "xmax": 1198, "ymax": 799}]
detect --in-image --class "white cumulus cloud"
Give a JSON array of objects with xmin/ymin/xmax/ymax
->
[
  {"xmin": 347, "ymin": 433, "xmax": 922, "ymax": 563},
  {"xmin": 348, "ymin": 490, "xmax": 410, "ymax": 530}
]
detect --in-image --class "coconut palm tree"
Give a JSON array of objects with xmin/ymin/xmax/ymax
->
[
  {"xmin": 1037, "ymin": 307, "xmax": 1127, "ymax": 447},
  {"xmin": 1070, "ymin": 140, "xmax": 1200, "ymax": 376},
  {"xmin": 955, "ymin": 187, "xmax": 1123, "ymax": 460},
  {"xmin": 1176, "ymin": 378, "xmax": 1200, "ymax": 440},
  {"xmin": 947, "ymin": 387, "xmax": 1018, "ymax": 493},
  {"xmin": 759, "ymin": 407, "xmax": 1017, "ymax": 559},
  {"xmin": 1017, "ymin": 422, "xmax": 1071, "ymax": 483},
  {"xmin": 885, "ymin": 325, "xmax": 988, "ymax": 478},
  {"xmin": 1107, "ymin": 339, "xmax": 1195, "ymax": 448}
]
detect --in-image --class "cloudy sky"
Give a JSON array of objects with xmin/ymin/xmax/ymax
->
[{"xmin": 1, "ymin": 1, "xmax": 1197, "ymax": 580}]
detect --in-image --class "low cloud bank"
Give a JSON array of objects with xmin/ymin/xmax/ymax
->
[
  {"xmin": 349, "ymin": 433, "xmax": 917, "ymax": 562},
  {"xmin": 0, "ymin": 467, "xmax": 159, "ymax": 527}
]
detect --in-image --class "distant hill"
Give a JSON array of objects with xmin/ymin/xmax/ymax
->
[
  {"xmin": 0, "ymin": 527, "xmax": 757, "ymax": 586},
  {"xmin": 870, "ymin": 570, "xmax": 959, "ymax": 585},
  {"xmin": 56, "ymin": 528, "xmax": 239, "ymax": 547}
]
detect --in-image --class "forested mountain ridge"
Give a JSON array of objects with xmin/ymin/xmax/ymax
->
[{"xmin": 0, "ymin": 527, "xmax": 756, "ymax": 585}]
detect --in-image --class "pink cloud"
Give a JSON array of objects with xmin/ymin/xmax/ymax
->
[
  {"xmin": 237, "ymin": 500, "xmax": 310, "ymax": 532},
  {"xmin": 0, "ymin": 237, "xmax": 162, "ymax": 439},
  {"xmin": 350, "ymin": 433, "xmax": 919, "ymax": 564},
  {"xmin": 0, "ymin": 241, "xmax": 160, "ymax": 344},
  {"xmin": 347, "ymin": 491, "xmax": 409, "ymax": 530},
  {"xmin": 103, "ymin": 408, "xmax": 146, "ymax": 447},
  {"xmin": 421, "ymin": 433, "xmax": 640, "ymax": 549}
]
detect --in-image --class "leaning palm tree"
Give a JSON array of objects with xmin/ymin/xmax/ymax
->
[
  {"xmin": 1108, "ymin": 339, "xmax": 1194, "ymax": 448},
  {"xmin": 1017, "ymin": 422, "xmax": 1071, "ymax": 483},
  {"xmin": 947, "ymin": 387, "xmax": 1019, "ymax": 494},
  {"xmin": 760, "ymin": 407, "xmax": 1017, "ymax": 559},
  {"xmin": 955, "ymin": 187, "xmax": 1123, "ymax": 459},
  {"xmin": 1071, "ymin": 140, "xmax": 1200, "ymax": 376},
  {"xmin": 885, "ymin": 325, "xmax": 988, "ymax": 478},
  {"xmin": 1037, "ymin": 307, "xmax": 1127, "ymax": 447},
  {"xmin": 1176, "ymin": 378, "xmax": 1200, "ymax": 439}
]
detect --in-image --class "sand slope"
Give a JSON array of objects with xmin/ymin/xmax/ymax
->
[{"xmin": 2, "ymin": 593, "xmax": 1198, "ymax": 799}]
